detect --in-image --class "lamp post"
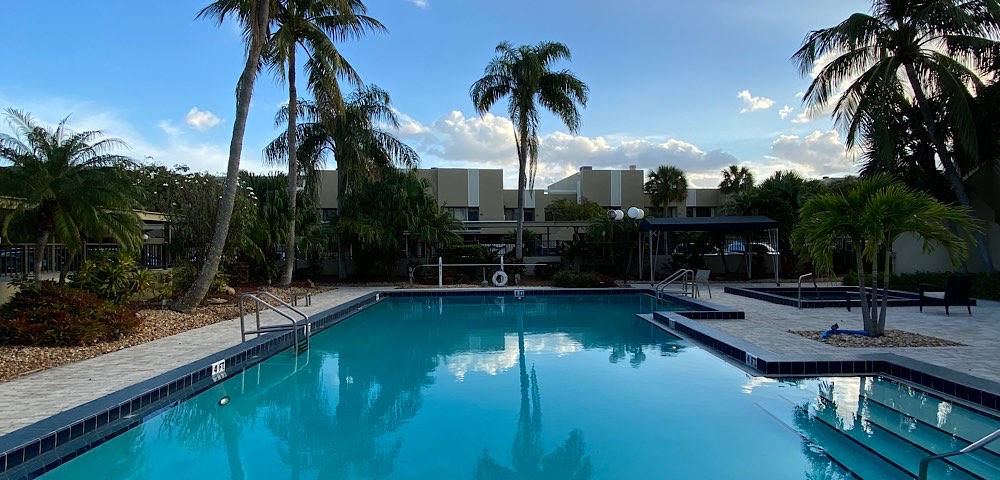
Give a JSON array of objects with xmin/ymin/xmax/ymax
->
[{"xmin": 608, "ymin": 207, "xmax": 645, "ymax": 283}]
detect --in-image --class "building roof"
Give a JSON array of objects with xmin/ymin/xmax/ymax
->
[{"xmin": 638, "ymin": 215, "xmax": 777, "ymax": 232}]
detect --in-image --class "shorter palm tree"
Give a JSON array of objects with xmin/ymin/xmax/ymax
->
[
  {"xmin": 718, "ymin": 164, "xmax": 754, "ymax": 194},
  {"xmin": 0, "ymin": 109, "xmax": 141, "ymax": 284},
  {"xmin": 643, "ymin": 165, "xmax": 687, "ymax": 217},
  {"xmin": 793, "ymin": 174, "xmax": 979, "ymax": 336}
]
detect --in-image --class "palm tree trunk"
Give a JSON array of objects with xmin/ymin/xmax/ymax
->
[
  {"xmin": 514, "ymin": 127, "xmax": 528, "ymax": 259},
  {"xmin": 904, "ymin": 63, "xmax": 995, "ymax": 273},
  {"xmin": 855, "ymin": 248, "xmax": 873, "ymax": 333},
  {"xmin": 33, "ymin": 231, "xmax": 48, "ymax": 285},
  {"xmin": 279, "ymin": 46, "xmax": 299, "ymax": 287},
  {"xmin": 876, "ymin": 249, "xmax": 891, "ymax": 336},
  {"xmin": 59, "ymin": 248, "xmax": 77, "ymax": 285},
  {"xmin": 173, "ymin": 0, "xmax": 269, "ymax": 313},
  {"xmin": 336, "ymin": 168, "xmax": 347, "ymax": 280}
]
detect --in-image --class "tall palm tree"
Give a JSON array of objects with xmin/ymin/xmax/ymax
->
[
  {"xmin": 643, "ymin": 165, "xmax": 687, "ymax": 216},
  {"xmin": 0, "ymin": 109, "xmax": 142, "ymax": 285},
  {"xmin": 266, "ymin": 85, "xmax": 420, "ymax": 278},
  {"xmin": 792, "ymin": 0, "xmax": 1000, "ymax": 272},
  {"xmin": 266, "ymin": 0, "xmax": 384, "ymax": 287},
  {"xmin": 793, "ymin": 174, "xmax": 979, "ymax": 336},
  {"xmin": 175, "ymin": 0, "xmax": 271, "ymax": 313},
  {"xmin": 471, "ymin": 41, "xmax": 589, "ymax": 258},
  {"xmin": 718, "ymin": 164, "xmax": 754, "ymax": 194}
]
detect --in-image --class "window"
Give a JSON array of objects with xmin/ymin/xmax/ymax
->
[
  {"xmin": 467, "ymin": 208, "xmax": 479, "ymax": 221},
  {"xmin": 504, "ymin": 208, "xmax": 534, "ymax": 221},
  {"xmin": 667, "ymin": 206, "xmax": 678, "ymax": 218},
  {"xmin": 504, "ymin": 208, "xmax": 516, "ymax": 221},
  {"xmin": 524, "ymin": 209, "xmax": 535, "ymax": 222},
  {"xmin": 445, "ymin": 207, "xmax": 467, "ymax": 221},
  {"xmin": 320, "ymin": 208, "xmax": 338, "ymax": 222},
  {"xmin": 686, "ymin": 207, "xmax": 713, "ymax": 217}
]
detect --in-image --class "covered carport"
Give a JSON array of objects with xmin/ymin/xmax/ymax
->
[{"xmin": 638, "ymin": 215, "xmax": 780, "ymax": 285}]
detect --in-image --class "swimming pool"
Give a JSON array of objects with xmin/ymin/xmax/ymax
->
[{"xmin": 7, "ymin": 293, "xmax": 1000, "ymax": 479}]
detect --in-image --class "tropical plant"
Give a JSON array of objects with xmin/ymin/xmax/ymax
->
[
  {"xmin": 70, "ymin": 251, "xmax": 154, "ymax": 304},
  {"xmin": 175, "ymin": 0, "xmax": 271, "ymax": 313},
  {"xmin": 544, "ymin": 198, "xmax": 604, "ymax": 221},
  {"xmin": 261, "ymin": 0, "xmax": 384, "ymax": 287},
  {"xmin": 0, "ymin": 281, "xmax": 136, "ymax": 347},
  {"xmin": 644, "ymin": 165, "xmax": 688, "ymax": 216},
  {"xmin": 792, "ymin": 174, "xmax": 980, "ymax": 336},
  {"xmin": 471, "ymin": 41, "xmax": 589, "ymax": 258},
  {"xmin": 0, "ymin": 109, "xmax": 142, "ymax": 285},
  {"xmin": 792, "ymin": 0, "xmax": 1000, "ymax": 272},
  {"xmin": 718, "ymin": 164, "xmax": 754, "ymax": 194},
  {"xmin": 337, "ymin": 170, "xmax": 460, "ymax": 279},
  {"xmin": 267, "ymin": 85, "xmax": 419, "ymax": 278}
]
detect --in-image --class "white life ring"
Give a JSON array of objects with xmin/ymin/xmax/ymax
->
[{"xmin": 492, "ymin": 270, "xmax": 509, "ymax": 287}]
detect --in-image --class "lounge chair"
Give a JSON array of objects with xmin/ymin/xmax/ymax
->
[
  {"xmin": 685, "ymin": 269, "xmax": 712, "ymax": 298},
  {"xmin": 919, "ymin": 274, "xmax": 974, "ymax": 315}
]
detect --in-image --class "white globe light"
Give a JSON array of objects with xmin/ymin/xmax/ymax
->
[
  {"xmin": 607, "ymin": 210, "xmax": 617, "ymax": 220},
  {"xmin": 636, "ymin": 208, "xmax": 645, "ymax": 219},
  {"xmin": 614, "ymin": 209, "xmax": 625, "ymax": 221},
  {"xmin": 627, "ymin": 207, "xmax": 642, "ymax": 219}
]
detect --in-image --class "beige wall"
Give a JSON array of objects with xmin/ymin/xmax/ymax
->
[{"xmin": 478, "ymin": 169, "xmax": 504, "ymax": 221}]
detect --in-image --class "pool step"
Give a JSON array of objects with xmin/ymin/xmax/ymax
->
[
  {"xmin": 754, "ymin": 399, "xmax": 903, "ymax": 479},
  {"xmin": 785, "ymin": 377, "xmax": 1000, "ymax": 479}
]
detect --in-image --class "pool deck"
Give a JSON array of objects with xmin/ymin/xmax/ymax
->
[{"xmin": 1, "ymin": 282, "xmax": 999, "ymax": 437}]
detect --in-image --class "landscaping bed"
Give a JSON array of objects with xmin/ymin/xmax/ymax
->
[{"xmin": 789, "ymin": 329, "xmax": 966, "ymax": 348}]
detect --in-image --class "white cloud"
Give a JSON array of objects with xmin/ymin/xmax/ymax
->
[
  {"xmin": 157, "ymin": 120, "xmax": 182, "ymax": 136},
  {"xmin": 406, "ymin": 0, "xmax": 428, "ymax": 8},
  {"xmin": 763, "ymin": 130, "xmax": 856, "ymax": 177},
  {"xmin": 184, "ymin": 107, "xmax": 222, "ymax": 131},
  {"xmin": 737, "ymin": 90, "xmax": 775, "ymax": 113},
  {"xmin": 791, "ymin": 110, "xmax": 813, "ymax": 124},
  {"xmin": 778, "ymin": 105, "xmax": 793, "ymax": 119}
]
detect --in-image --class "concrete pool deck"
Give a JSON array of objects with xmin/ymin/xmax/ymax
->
[{"xmin": 1, "ymin": 282, "xmax": 998, "ymax": 437}]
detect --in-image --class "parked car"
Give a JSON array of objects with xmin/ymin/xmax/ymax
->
[
  {"xmin": 672, "ymin": 243, "xmax": 721, "ymax": 255},
  {"xmin": 725, "ymin": 241, "xmax": 778, "ymax": 255}
]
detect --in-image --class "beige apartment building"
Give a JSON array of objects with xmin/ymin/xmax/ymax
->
[{"xmin": 313, "ymin": 166, "xmax": 725, "ymax": 254}]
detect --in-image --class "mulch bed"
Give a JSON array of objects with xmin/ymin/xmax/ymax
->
[{"xmin": 789, "ymin": 329, "xmax": 966, "ymax": 348}]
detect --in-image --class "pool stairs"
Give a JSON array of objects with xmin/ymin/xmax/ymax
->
[
  {"xmin": 757, "ymin": 376, "xmax": 1000, "ymax": 479},
  {"xmin": 238, "ymin": 291, "xmax": 311, "ymax": 354}
]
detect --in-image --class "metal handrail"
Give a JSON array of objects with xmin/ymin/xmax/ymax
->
[
  {"xmin": 239, "ymin": 293, "xmax": 310, "ymax": 352},
  {"xmin": 409, "ymin": 260, "xmax": 543, "ymax": 286},
  {"xmin": 918, "ymin": 428, "xmax": 1000, "ymax": 479},
  {"xmin": 656, "ymin": 269, "xmax": 693, "ymax": 299},
  {"xmin": 797, "ymin": 273, "xmax": 819, "ymax": 309}
]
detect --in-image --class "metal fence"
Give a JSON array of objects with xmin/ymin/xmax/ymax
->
[{"xmin": 0, "ymin": 243, "xmax": 171, "ymax": 276}]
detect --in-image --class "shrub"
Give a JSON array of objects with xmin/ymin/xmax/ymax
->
[
  {"xmin": 170, "ymin": 262, "xmax": 230, "ymax": 294},
  {"xmin": 0, "ymin": 282, "xmax": 137, "ymax": 346},
  {"xmin": 70, "ymin": 252, "xmax": 153, "ymax": 304},
  {"xmin": 534, "ymin": 262, "xmax": 561, "ymax": 278},
  {"xmin": 552, "ymin": 271, "xmax": 604, "ymax": 288},
  {"xmin": 842, "ymin": 271, "xmax": 1000, "ymax": 300}
]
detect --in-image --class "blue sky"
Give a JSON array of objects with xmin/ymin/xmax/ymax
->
[{"xmin": 1, "ymin": 0, "xmax": 872, "ymax": 187}]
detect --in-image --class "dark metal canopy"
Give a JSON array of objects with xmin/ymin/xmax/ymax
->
[{"xmin": 638, "ymin": 215, "xmax": 778, "ymax": 232}]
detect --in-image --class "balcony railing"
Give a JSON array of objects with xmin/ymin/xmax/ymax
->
[{"xmin": 0, "ymin": 243, "xmax": 171, "ymax": 276}]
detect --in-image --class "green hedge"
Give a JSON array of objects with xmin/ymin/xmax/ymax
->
[
  {"xmin": 842, "ymin": 271, "xmax": 1000, "ymax": 300},
  {"xmin": 553, "ymin": 271, "xmax": 604, "ymax": 288}
]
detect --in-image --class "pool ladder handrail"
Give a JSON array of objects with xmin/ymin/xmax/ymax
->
[
  {"xmin": 239, "ymin": 292, "xmax": 310, "ymax": 353},
  {"xmin": 656, "ymin": 269, "xmax": 694, "ymax": 299},
  {"xmin": 918, "ymin": 427, "xmax": 1000, "ymax": 480},
  {"xmin": 797, "ymin": 273, "xmax": 819, "ymax": 309}
]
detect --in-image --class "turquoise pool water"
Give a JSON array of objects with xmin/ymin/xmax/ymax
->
[{"xmin": 36, "ymin": 294, "xmax": 1000, "ymax": 479}]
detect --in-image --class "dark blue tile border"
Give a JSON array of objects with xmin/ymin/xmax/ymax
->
[{"xmin": 648, "ymin": 312, "xmax": 1000, "ymax": 418}]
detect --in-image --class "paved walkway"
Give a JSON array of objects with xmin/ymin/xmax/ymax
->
[
  {"xmin": 696, "ymin": 282, "xmax": 1000, "ymax": 385},
  {"xmin": 1, "ymin": 282, "xmax": 998, "ymax": 437}
]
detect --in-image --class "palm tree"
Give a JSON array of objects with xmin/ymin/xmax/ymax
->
[
  {"xmin": 792, "ymin": 0, "xmax": 1000, "ymax": 272},
  {"xmin": 266, "ymin": 85, "xmax": 420, "ymax": 278},
  {"xmin": 265, "ymin": 0, "xmax": 384, "ymax": 287},
  {"xmin": 471, "ymin": 41, "xmax": 589, "ymax": 258},
  {"xmin": 793, "ymin": 174, "xmax": 979, "ymax": 336},
  {"xmin": 175, "ymin": 0, "xmax": 271, "ymax": 313},
  {"xmin": 0, "ymin": 109, "xmax": 142, "ymax": 285},
  {"xmin": 718, "ymin": 164, "xmax": 754, "ymax": 194},
  {"xmin": 643, "ymin": 165, "xmax": 687, "ymax": 216}
]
